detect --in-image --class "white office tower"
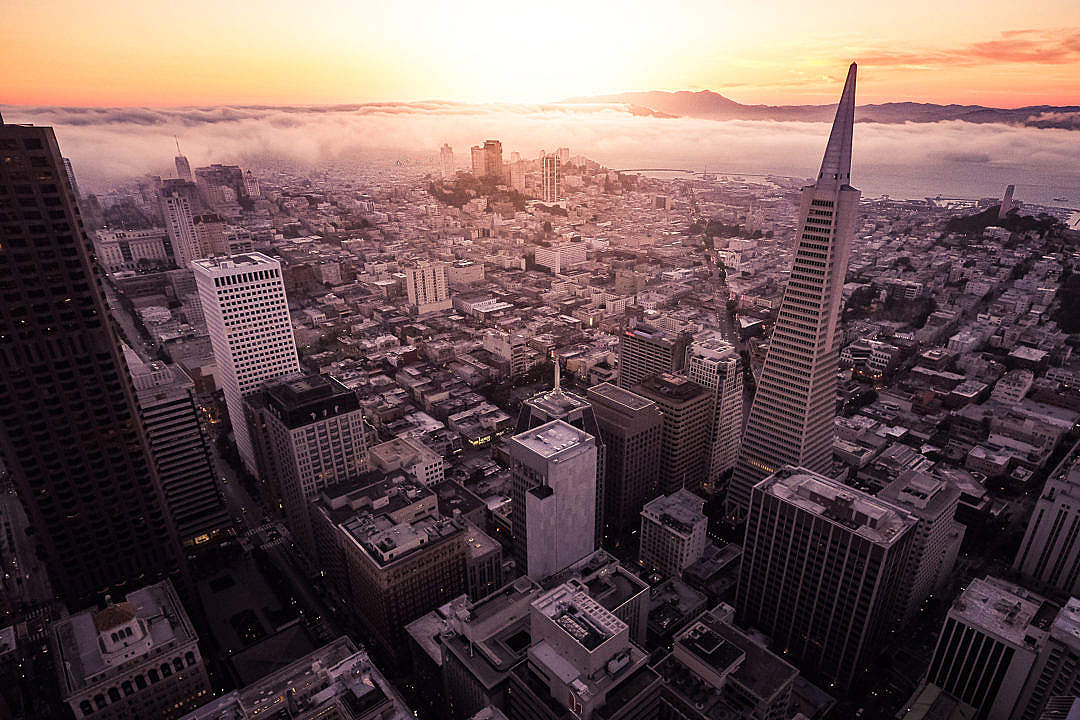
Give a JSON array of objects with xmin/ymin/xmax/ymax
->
[
  {"xmin": 192, "ymin": 253, "xmax": 300, "ymax": 475},
  {"xmin": 509, "ymin": 420, "xmax": 597, "ymax": 580},
  {"xmin": 542, "ymin": 153, "xmax": 559, "ymax": 203},
  {"xmin": 687, "ymin": 333, "xmax": 744, "ymax": 492},
  {"xmin": 440, "ymin": 143, "xmax": 454, "ymax": 178},
  {"xmin": 1014, "ymin": 456, "xmax": 1080, "ymax": 596},
  {"xmin": 404, "ymin": 260, "xmax": 452, "ymax": 315},
  {"xmin": 163, "ymin": 192, "xmax": 202, "ymax": 269},
  {"xmin": 727, "ymin": 63, "xmax": 860, "ymax": 520}
]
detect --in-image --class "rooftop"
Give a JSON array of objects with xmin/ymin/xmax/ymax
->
[
  {"xmin": 633, "ymin": 373, "xmax": 708, "ymax": 404},
  {"xmin": 642, "ymin": 490, "xmax": 706, "ymax": 531},
  {"xmin": 951, "ymin": 576, "xmax": 1057, "ymax": 648},
  {"xmin": 510, "ymin": 419, "xmax": 593, "ymax": 460},
  {"xmin": 532, "ymin": 583, "xmax": 626, "ymax": 652},
  {"xmin": 191, "ymin": 251, "xmax": 277, "ymax": 273},
  {"xmin": 763, "ymin": 466, "xmax": 915, "ymax": 545},
  {"xmin": 587, "ymin": 382, "xmax": 656, "ymax": 412}
]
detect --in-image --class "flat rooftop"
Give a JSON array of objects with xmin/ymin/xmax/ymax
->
[
  {"xmin": 533, "ymin": 584, "xmax": 626, "ymax": 652},
  {"xmin": 763, "ymin": 466, "xmax": 915, "ymax": 545},
  {"xmin": 951, "ymin": 577, "xmax": 1057, "ymax": 647},
  {"xmin": 510, "ymin": 419, "xmax": 592, "ymax": 460},
  {"xmin": 633, "ymin": 373, "xmax": 708, "ymax": 404},
  {"xmin": 643, "ymin": 489, "xmax": 706, "ymax": 527},
  {"xmin": 587, "ymin": 382, "xmax": 656, "ymax": 412},
  {"xmin": 191, "ymin": 252, "xmax": 276, "ymax": 271}
]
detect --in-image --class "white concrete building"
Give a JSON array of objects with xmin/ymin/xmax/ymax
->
[
  {"xmin": 93, "ymin": 228, "xmax": 171, "ymax": 272},
  {"xmin": 534, "ymin": 242, "xmax": 587, "ymax": 275},
  {"xmin": 405, "ymin": 260, "xmax": 452, "ymax": 314},
  {"xmin": 509, "ymin": 420, "xmax": 597, "ymax": 580},
  {"xmin": 163, "ymin": 193, "xmax": 202, "ymax": 269},
  {"xmin": 192, "ymin": 253, "xmax": 300, "ymax": 475}
]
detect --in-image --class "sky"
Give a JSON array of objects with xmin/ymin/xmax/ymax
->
[{"xmin": 3, "ymin": 0, "xmax": 1080, "ymax": 107}]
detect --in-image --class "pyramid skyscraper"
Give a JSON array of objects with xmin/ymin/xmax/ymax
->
[{"xmin": 726, "ymin": 63, "xmax": 860, "ymax": 519}]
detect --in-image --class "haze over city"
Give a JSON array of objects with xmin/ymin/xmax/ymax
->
[{"xmin": 1, "ymin": 3, "xmax": 1080, "ymax": 720}]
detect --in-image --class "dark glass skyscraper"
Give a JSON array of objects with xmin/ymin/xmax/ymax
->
[{"xmin": 0, "ymin": 119, "xmax": 180, "ymax": 604}]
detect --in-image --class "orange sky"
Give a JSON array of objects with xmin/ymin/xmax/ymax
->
[{"xmin": 3, "ymin": 0, "xmax": 1079, "ymax": 107}]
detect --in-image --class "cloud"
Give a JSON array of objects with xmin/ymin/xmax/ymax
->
[
  {"xmin": 1, "ymin": 102, "xmax": 1077, "ymax": 203},
  {"xmin": 1027, "ymin": 111, "xmax": 1080, "ymax": 130},
  {"xmin": 858, "ymin": 28, "xmax": 1080, "ymax": 68}
]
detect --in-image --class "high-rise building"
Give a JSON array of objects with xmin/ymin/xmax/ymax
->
[
  {"xmin": 249, "ymin": 373, "xmax": 368, "ymax": 557},
  {"xmin": 124, "ymin": 347, "xmax": 231, "ymax": 548},
  {"xmin": 877, "ymin": 471, "xmax": 965, "ymax": 623},
  {"xmin": 482, "ymin": 140, "xmax": 503, "ymax": 181},
  {"xmin": 163, "ymin": 192, "xmax": 202, "ymax": 269},
  {"xmin": 1017, "ymin": 597, "xmax": 1080, "ymax": 720},
  {"xmin": 0, "ymin": 120, "xmax": 180, "ymax": 603},
  {"xmin": 175, "ymin": 154, "xmax": 193, "ymax": 183},
  {"xmin": 617, "ymin": 324, "xmax": 692, "ymax": 390},
  {"xmin": 51, "ymin": 580, "xmax": 211, "ymax": 720},
  {"xmin": 728, "ymin": 64, "xmax": 860, "ymax": 520},
  {"xmin": 62, "ymin": 156, "xmax": 81, "ymax": 198},
  {"xmin": 516, "ymin": 367, "xmax": 605, "ymax": 548},
  {"xmin": 639, "ymin": 490, "xmax": 707, "ymax": 578},
  {"xmin": 471, "ymin": 145, "xmax": 484, "ymax": 177},
  {"xmin": 586, "ymin": 382, "xmax": 662, "ymax": 542},
  {"xmin": 192, "ymin": 253, "xmax": 300, "ymax": 475},
  {"xmin": 926, "ymin": 577, "xmax": 1057, "ymax": 720},
  {"xmin": 736, "ymin": 466, "xmax": 915, "ymax": 688},
  {"xmin": 632, "ymin": 373, "xmax": 712, "ymax": 495},
  {"xmin": 242, "ymin": 170, "xmax": 260, "ymax": 199},
  {"xmin": 686, "ymin": 333, "xmax": 744, "ymax": 492},
  {"xmin": 1000, "ymin": 184, "xmax": 1016, "ymax": 219},
  {"xmin": 441, "ymin": 143, "xmax": 455, "ymax": 178},
  {"xmin": 1014, "ymin": 455, "xmax": 1080, "ymax": 597},
  {"xmin": 508, "ymin": 420, "xmax": 597, "ymax": 580},
  {"xmin": 542, "ymin": 153, "xmax": 559, "ymax": 203},
  {"xmin": 404, "ymin": 260, "xmax": 453, "ymax": 314}
]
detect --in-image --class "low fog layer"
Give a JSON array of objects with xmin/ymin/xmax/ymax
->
[{"xmin": 3, "ymin": 102, "xmax": 1078, "ymax": 203}]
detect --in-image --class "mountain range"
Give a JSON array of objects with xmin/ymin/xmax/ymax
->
[{"xmin": 561, "ymin": 90, "xmax": 1080, "ymax": 130}]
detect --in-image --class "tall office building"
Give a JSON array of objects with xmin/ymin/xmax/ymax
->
[
  {"xmin": 1017, "ymin": 597, "xmax": 1080, "ymax": 720},
  {"xmin": 124, "ymin": 347, "xmax": 231, "ymax": 548},
  {"xmin": 440, "ymin": 143, "xmax": 455, "ymax": 178},
  {"xmin": 728, "ymin": 64, "xmax": 860, "ymax": 519},
  {"xmin": 62, "ymin": 157, "xmax": 81, "ymax": 199},
  {"xmin": 1014, "ymin": 456, "xmax": 1080, "ymax": 597},
  {"xmin": 175, "ymin": 154, "xmax": 193, "ymax": 183},
  {"xmin": 192, "ymin": 253, "xmax": 300, "ymax": 475},
  {"xmin": 686, "ymin": 333, "xmax": 744, "ymax": 492},
  {"xmin": 0, "ymin": 121, "xmax": 180, "ymax": 603},
  {"xmin": 516, "ymin": 366, "xmax": 605, "ymax": 548},
  {"xmin": 471, "ymin": 145, "xmax": 484, "ymax": 177},
  {"xmin": 404, "ymin": 260, "xmax": 453, "ymax": 314},
  {"xmin": 482, "ymin": 139, "xmax": 503, "ymax": 181},
  {"xmin": 163, "ymin": 192, "xmax": 201, "ymax": 269},
  {"xmin": 508, "ymin": 420, "xmax": 597, "ymax": 580},
  {"xmin": 632, "ymin": 373, "xmax": 712, "ymax": 495},
  {"xmin": 617, "ymin": 324, "xmax": 692, "ymax": 390},
  {"xmin": 736, "ymin": 466, "xmax": 915, "ymax": 688},
  {"xmin": 878, "ymin": 471, "xmax": 965, "ymax": 623},
  {"xmin": 250, "ymin": 373, "xmax": 368, "ymax": 557},
  {"xmin": 586, "ymin": 382, "xmax": 663, "ymax": 542},
  {"xmin": 542, "ymin": 153, "xmax": 559, "ymax": 203},
  {"xmin": 926, "ymin": 577, "xmax": 1057, "ymax": 720}
]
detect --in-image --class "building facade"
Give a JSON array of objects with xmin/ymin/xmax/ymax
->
[
  {"xmin": 405, "ymin": 260, "xmax": 453, "ymax": 314},
  {"xmin": 587, "ymin": 382, "xmax": 663, "ymax": 543},
  {"xmin": 1015, "ymin": 456, "xmax": 1080, "ymax": 597},
  {"xmin": 617, "ymin": 325, "xmax": 691, "ymax": 390},
  {"xmin": 192, "ymin": 253, "xmax": 301, "ymax": 475},
  {"xmin": 0, "ymin": 120, "xmax": 180, "ymax": 603},
  {"xmin": 542, "ymin": 154, "xmax": 559, "ymax": 203},
  {"xmin": 686, "ymin": 333, "xmax": 744, "ymax": 492},
  {"xmin": 632, "ymin": 374, "xmax": 712, "ymax": 495},
  {"xmin": 639, "ymin": 490, "xmax": 708, "ymax": 578},
  {"xmin": 736, "ymin": 466, "xmax": 915, "ymax": 688},
  {"xmin": 729, "ymin": 65, "xmax": 860, "ymax": 519},
  {"xmin": 52, "ymin": 580, "xmax": 211, "ymax": 720},
  {"xmin": 508, "ymin": 420, "xmax": 597, "ymax": 580}
]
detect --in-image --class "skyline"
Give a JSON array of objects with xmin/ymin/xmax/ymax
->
[{"xmin": 3, "ymin": 0, "xmax": 1080, "ymax": 107}]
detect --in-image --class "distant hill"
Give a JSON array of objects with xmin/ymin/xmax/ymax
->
[{"xmin": 561, "ymin": 90, "xmax": 1080, "ymax": 129}]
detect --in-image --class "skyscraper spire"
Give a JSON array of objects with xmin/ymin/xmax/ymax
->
[
  {"xmin": 726, "ymin": 65, "xmax": 861, "ymax": 519},
  {"xmin": 817, "ymin": 62, "xmax": 857, "ymax": 185}
]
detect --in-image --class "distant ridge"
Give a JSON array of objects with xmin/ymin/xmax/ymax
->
[{"xmin": 561, "ymin": 89, "xmax": 1080, "ymax": 129}]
